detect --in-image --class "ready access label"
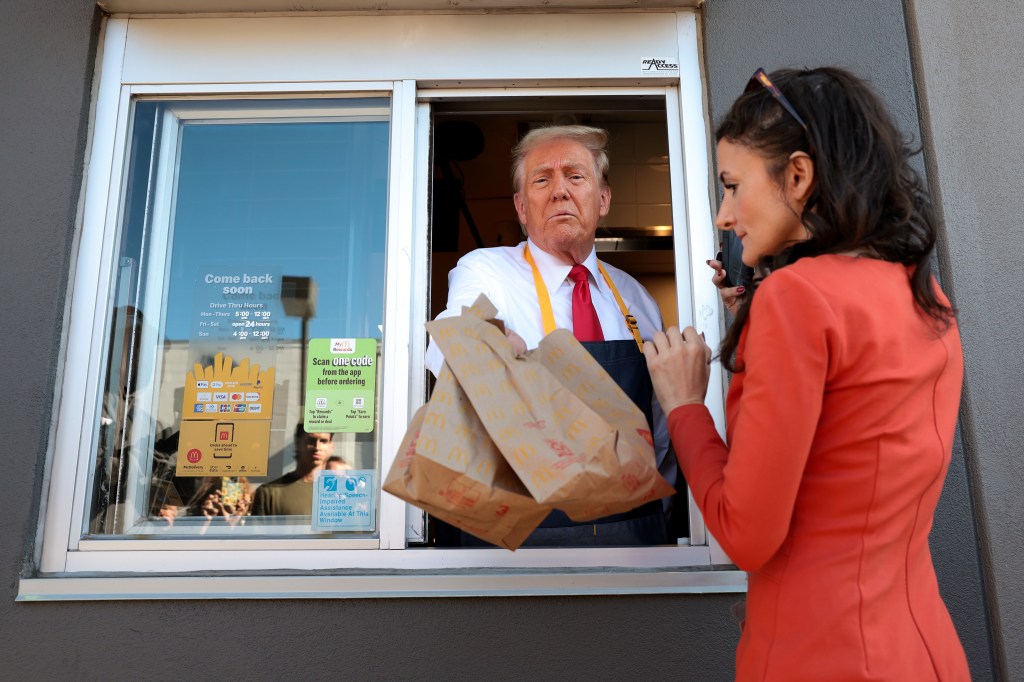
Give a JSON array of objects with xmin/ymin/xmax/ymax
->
[{"xmin": 304, "ymin": 338, "xmax": 377, "ymax": 433}]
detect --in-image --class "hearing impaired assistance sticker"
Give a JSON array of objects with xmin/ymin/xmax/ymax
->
[{"xmin": 313, "ymin": 469, "xmax": 376, "ymax": 531}]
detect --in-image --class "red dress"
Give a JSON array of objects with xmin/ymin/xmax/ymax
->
[{"xmin": 669, "ymin": 255, "xmax": 970, "ymax": 681}]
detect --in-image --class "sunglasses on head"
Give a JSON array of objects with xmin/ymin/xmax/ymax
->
[{"xmin": 745, "ymin": 67, "xmax": 816, "ymax": 156}]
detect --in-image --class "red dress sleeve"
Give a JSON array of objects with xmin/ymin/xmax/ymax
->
[{"xmin": 668, "ymin": 268, "xmax": 839, "ymax": 571}]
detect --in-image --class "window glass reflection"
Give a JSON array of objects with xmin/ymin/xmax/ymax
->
[{"xmin": 88, "ymin": 98, "xmax": 390, "ymax": 537}]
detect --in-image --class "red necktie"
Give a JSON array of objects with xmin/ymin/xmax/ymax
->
[{"xmin": 569, "ymin": 264, "xmax": 604, "ymax": 342}]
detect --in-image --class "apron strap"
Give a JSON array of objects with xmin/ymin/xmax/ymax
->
[
  {"xmin": 524, "ymin": 243, "xmax": 644, "ymax": 351},
  {"xmin": 523, "ymin": 243, "xmax": 558, "ymax": 336},
  {"xmin": 597, "ymin": 262, "xmax": 644, "ymax": 352}
]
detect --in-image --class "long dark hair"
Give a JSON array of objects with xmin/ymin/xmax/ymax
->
[{"xmin": 717, "ymin": 67, "xmax": 954, "ymax": 371}]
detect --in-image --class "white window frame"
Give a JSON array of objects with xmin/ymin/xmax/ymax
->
[
  {"xmin": 22, "ymin": 10, "xmax": 744, "ymax": 600},
  {"xmin": 88, "ymin": 97, "xmax": 396, "ymax": 541}
]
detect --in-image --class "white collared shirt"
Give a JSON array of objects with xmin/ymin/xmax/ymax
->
[{"xmin": 424, "ymin": 238, "xmax": 663, "ymax": 374}]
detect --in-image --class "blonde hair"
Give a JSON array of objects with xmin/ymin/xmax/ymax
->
[{"xmin": 510, "ymin": 125, "xmax": 609, "ymax": 192}]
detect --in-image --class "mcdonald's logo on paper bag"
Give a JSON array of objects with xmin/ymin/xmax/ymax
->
[
  {"xmin": 566, "ymin": 419, "xmax": 588, "ymax": 439},
  {"xmin": 511, "ymin": 444, "xmax": 537, "ymax": 465},
  {"xmin": 531, "ymin": 465, "xmax": 556, "ymax": 487},
  {"xmin": 424, "ymin": 412, "xmax": 446, "ymax": 429},
  {"xmin": 447, "ymin": 447, "xmax": 468, "ymax": 465}
]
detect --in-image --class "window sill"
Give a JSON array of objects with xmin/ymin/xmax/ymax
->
[{"xmin": 18, "ymin": 566, "xmax": 745, "ymax": 601}]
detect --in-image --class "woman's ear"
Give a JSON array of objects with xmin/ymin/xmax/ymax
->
[{"xmin": 786, "ymin": 151, "xmax": 815, "ymax": 206}]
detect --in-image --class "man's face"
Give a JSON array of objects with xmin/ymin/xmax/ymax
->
[
  {"xmin": 295, "ymin": 432, "xmax": 334, "ymax": 471},
  {"xmin": 513, "ymin": 138, "xmax": 611, "ymax": 263}
]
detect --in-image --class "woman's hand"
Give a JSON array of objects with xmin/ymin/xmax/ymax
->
[
  {"xmin": 643, "ymin": 326, "xmax": 712, "ymax": 414},
  {"xmin": 708, "ymin": 258, "xmax": 745, "ymax": 316}
]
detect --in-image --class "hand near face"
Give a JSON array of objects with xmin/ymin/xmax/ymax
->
[
  {"xmin": 708, "ymin": 258, "xmax": 745, "ymax": 316},
  {"xmin": 643, "ymin": 326, "xmax": 713, "ymax": 414}
]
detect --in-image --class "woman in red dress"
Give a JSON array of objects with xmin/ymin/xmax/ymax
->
[{"xmin": 644, "ymin": 67, "xmax": 970, "ymax": 680}]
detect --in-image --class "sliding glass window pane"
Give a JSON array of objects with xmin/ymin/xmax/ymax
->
[{"xmin": 87, "ymin": 97, "xmax": 390, "ymax": 538}]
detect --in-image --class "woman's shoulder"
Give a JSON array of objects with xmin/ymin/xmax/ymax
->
[
  {"xmin": 752, "ymin": 255, "xmax": 893, "ymax": 323},
  {"xmin": 762, "ymin": 254, "xmax": 902, "ymax": 296},
  {"xmin": 755, "ymin": 254, "xmax": 918, "ymax": 340},
  {"xmin": 750, "ymin": 260, "xmax": 838, "ymax": 329}
]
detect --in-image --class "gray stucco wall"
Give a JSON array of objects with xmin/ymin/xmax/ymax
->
[
  {"xmin": 0, "ymin": 0, "xmax": 102, "ymax": 581},
  {"xmin": 0, "ymin": 0, "xmax": 1000, "ymax": 679},
  {"xmin": 905, "ymin": 0, "xmax": 1024, "ymax": 678},
  {"xmin": 701, "ymin": 0, "xmax": 994, "ymax": 679}
]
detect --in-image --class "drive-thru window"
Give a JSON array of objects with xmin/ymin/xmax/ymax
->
[{"xmin": 23, "ymin": 10, "xmax": 743, "ymax": 599}]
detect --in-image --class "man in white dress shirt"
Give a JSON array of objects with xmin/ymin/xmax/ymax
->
[{"xmin": 425, "ymin": 125, "xmax": 681, "ymax": 546}]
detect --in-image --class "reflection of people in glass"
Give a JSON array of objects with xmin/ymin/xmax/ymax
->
[
  {"xmin": 250, "ymin": 425, "xmax": 335, "ymax": 516},
  {"xmin": 91, "ymin": 306, "xmax": 179, "ymax": 533},
  {"xmin": 325, "ymin": 456, "xmax": 351, "ymax": 472},
  {"xmin": 157, "ymin": 476, "xmax": 253, "ymax": 526},
  {"xmin": 190, "ymin": 477, "xmax": 253, "ymax": 524}
]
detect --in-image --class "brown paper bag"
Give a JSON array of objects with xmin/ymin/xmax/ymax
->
[
  {"xmin": 383, "ymin": 362, "xmax": 550, "ymax": 550},
  {"xmin": 529, "ymin": 329, "xmax": 676, "ymax": 519},
  {"xmin": 427, "ymin": 295, "xmax": 674, "ymax": 522}
]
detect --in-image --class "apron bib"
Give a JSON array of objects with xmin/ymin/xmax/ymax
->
[{"xmin": 524, "ymin": 339, "xmax": 666, "ymax": 546}]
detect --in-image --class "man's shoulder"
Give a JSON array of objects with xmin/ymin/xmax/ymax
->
[
  {"xmin": 597, "ymin": 258, "xmax": 639, "ymax": 282},
  {"xmin": 251, "ymin": 473, "xmax": 312, "ymax": 516},
  {"xmin": 457, "ymin": 243, "xmax": 526, "ymax": 269},
  {"xmin": 598, "ymin": 258, "xmax": 651, "ymax": 296},
  {"xmin": 597, "ymin": 257, "xmax": 663, "ymax": 333}
]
